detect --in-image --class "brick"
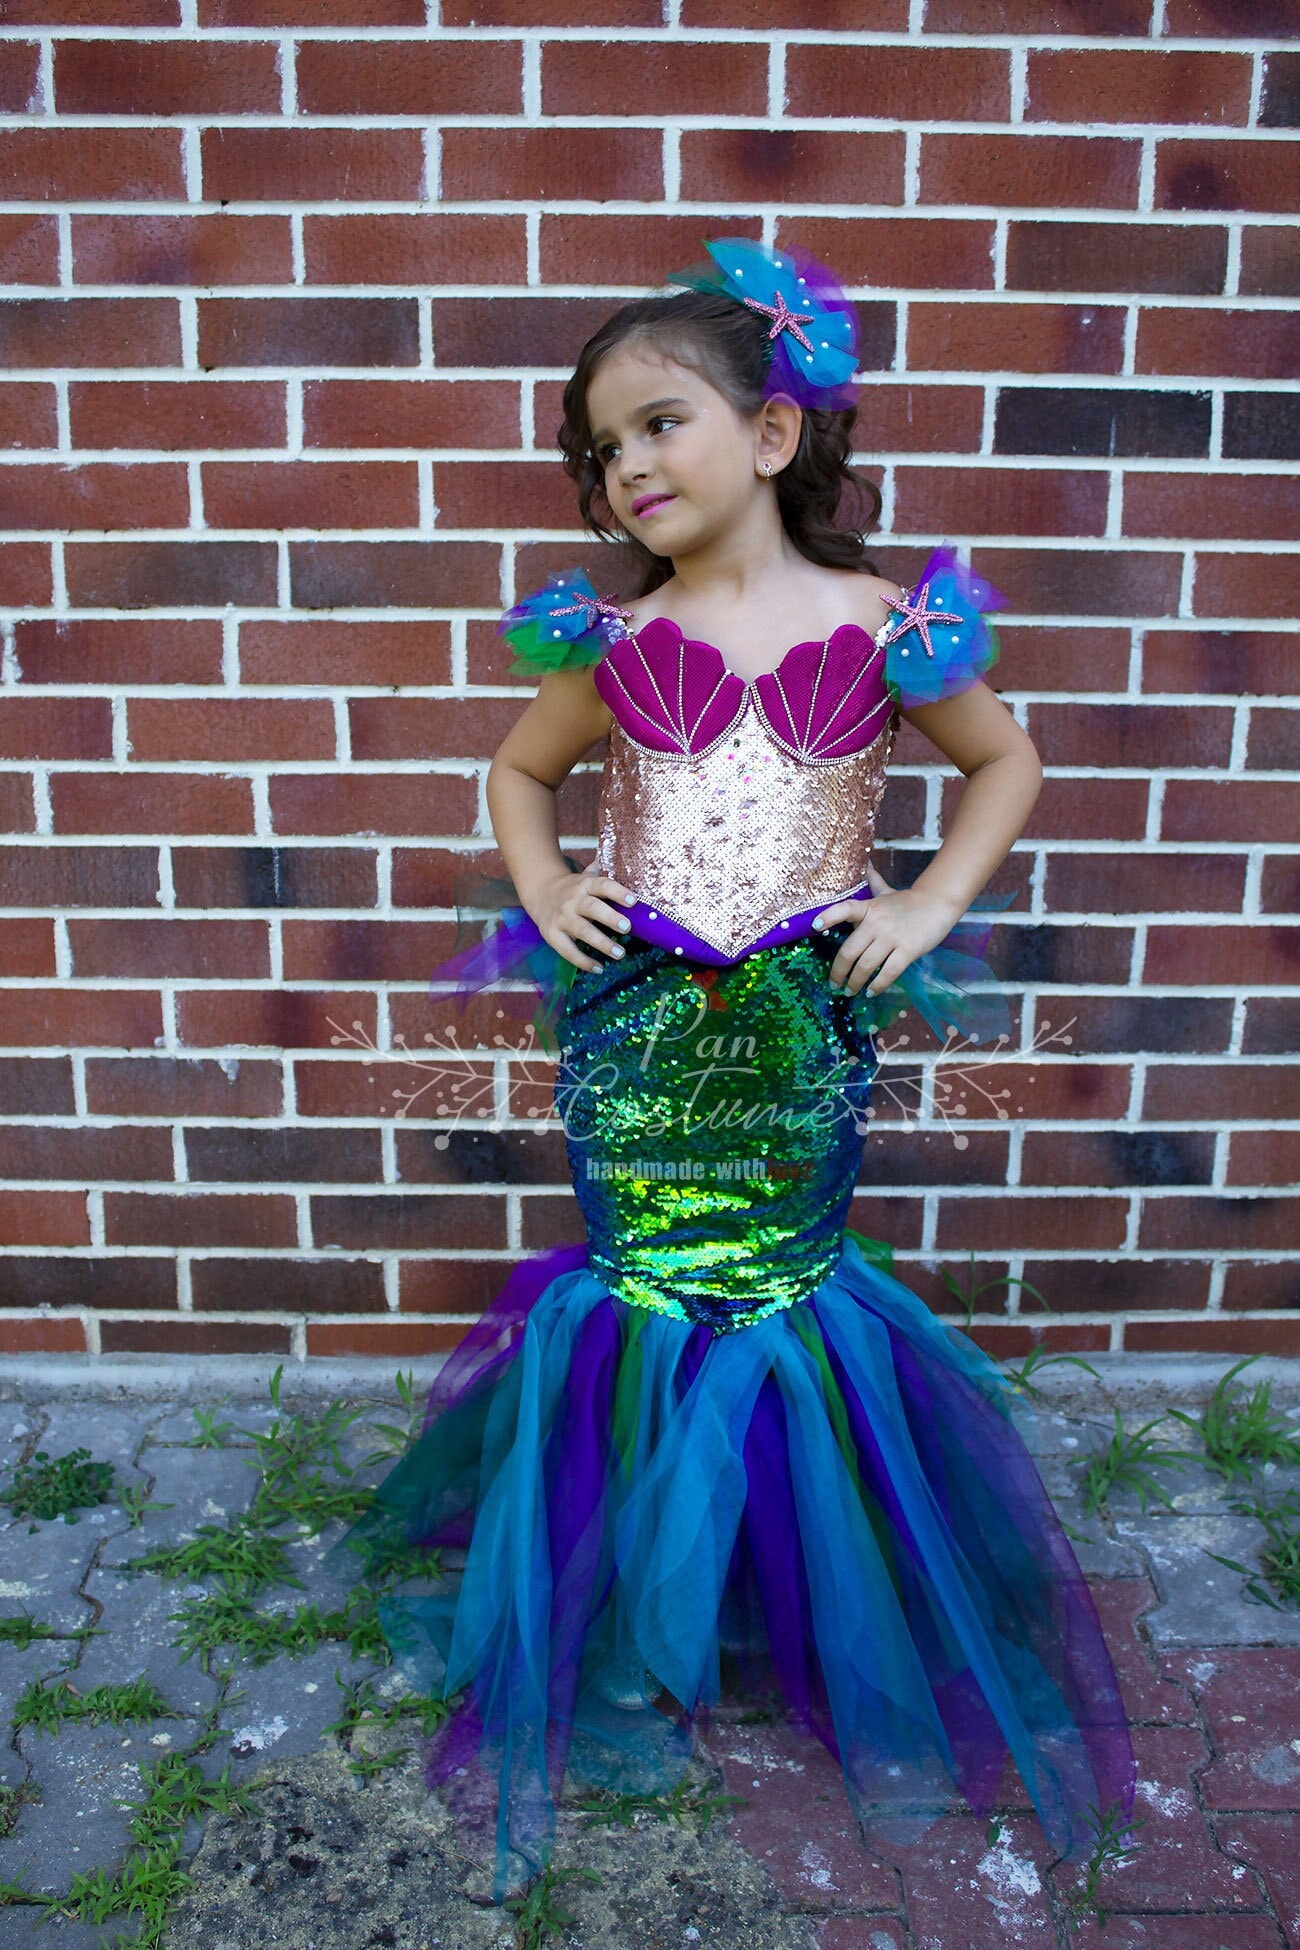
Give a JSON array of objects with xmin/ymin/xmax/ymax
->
[
  {"xmin": 282, "ymin": 919, "xmax": 456, "ymax": 990},
  {"xmin": 1248, "ymin": 708, "xmax": 1300, "ymax": 769},
  {"xmin": 1126, "ymin": 472, "xmax": 1299, "ymax": 543},
  {"xmin": 545, "ymin": 37, "xmax": 766, "ymax": 117},
  {"xmin": 1207, "ymin": 1818, "xmax": 1299, "ymax": 1950},
  {"xmin": 307, "ymin": 1317, "xmax": 467, "ymax": 1356},
  {"xmin": 1025, "ymin": 1120, "xmax": 1211, "ymax": 1196},
  {"xmin": 302, "ymin": 379, "xmax": 519, "ymax": 450},
  {"xmin": 2, "ymin": 0, "xmax": 177, "ymax": 19},
  {"xmin": 0, "ymin": 696, "xmax": 112, "ymax": 761},
  {"xmin": 73, "ymin": 213, "xmax": 293, "ymax": 288},
  {"xmin": 894, "ymin": 1815, "xmax": 1059, "ymax": 1945},
  {"xmin": 176, "ymin": 986, "xmax": 377, "ymax": 1049},
  {"xmin": 1221, "ymin": 1258, "xmax": 1300, "ymax": 1308},
  {"xmin": 923, "ymin": 133, "xmax": 1139, "ymax": 210},
  {"xmin": 0, "ymin": 382, "xmax": 57, "ymax": 449},
  {"xmin": 0, "ymin": 214, "xmax": 58, "ymax": 284},
  {"xmin": 103, "ymin": 1319, "xmax": 293, "ymax": 1355},
  {"xmin": 0, "ymin": 298, "xmax": 180, "ymax": 369},
  {"xmin": 0, "ymin": 774, "xmax": 36, "ymax": 833},
  {"xmin": 1019, "ymin": 1253, "xmax": 1212, "ymax": 1312},
  {"xmin": 310, "ymin": 1192, "xmax": 497, "ymax": 1251},
  {"xmin": 198, "ymin": 297, "xmax": 419, "ymax": 370},
  {"xmin": 240, "ymin": 619, "xmax": 452, "ymax": 685},
  {"xmin": 171, "ymin": 845, "xmax": 376, "ymax": 909},
  {"xmin": 429, "ymin": 456, "xmax": 614, "ymax": 530},
  {"xmin": 928, "ymin": 0, "xmax": 1148, "ymax": 21},
  {"xmin": 1243, "ymin": 997, "xmax": 1300, "ymax": 1056},
  {"xmin": 1158, "ymin": 138, "xmax": 1300, "ymax": 215},
  {"xmin": 349, "ymin": 697, "xmax": 520, "ymax": 764},
  {"xmin": 69, "ymin": 918, "xmax": 271, "ymax": 980},
  {"xmin": 0, "ymin": 128, "xmax": 184, "ymax": 202},
  {"xmin": 1193, "ymin": 552, "xmax": 1300, "ymax": 620},
  {"xmin": 64, "ymin": 541, "xmax": 277, "ymax": 608},
  {"xmin": 202, "ymin": 128, "xmax": 423, "ymax": 203},
  {"xmin": 428, "ymin": 290, "xmax": 674, "ymax": 373},
  {"xmin": 193, "ymin": 1255, "xmax": 385, "ymax": 1310},
  {"xmin": 1161, "ymin": 779, "xmax": 1299, "ymax": 843},
  {"xmin": 0, "ymin": 542, "xmax": 51, "ymax": 606},
  {"xmin": 1143, "ymin": 629, "xmax": 1289, "ymax": 697},
  {"xmin": 0, "ymin": 1056, "xmax": 74, "ymax": 1116},
  {"xmin": 0, "ymin": 1191, "xmax": 89, "ymax": 1247},
  {"xmin": 935, "ymin": 1192, "xmax": 1131, "ymax": 1253},
  {"xmin": 1005, "ymin": 218, "xmax": 1227, "ymax": 297},
  {"xmin": 1165, "ymin": 0, "xmax": 1297, "ymax": 28},
  {"xmin": 55, "ymin": 39, "xmax": 280, "ymax": 115},
  {"xmin": 1147, "ymin": 922, "xmax": 1300, "ymax": 989},
  {"xmin": 908, "ymin": 302, "xmax": 1125, "ymax": 375},
  {"xmin": 1139, "ymin": 1193, "xmax": 1296, "ymax": 1255},
  {"xmin": 894, "ymin": 465, "xmax": 1108, "ymax": 538},
  {"xmin": 0, "ymin": 987, "xmax": 162, "ymax": 1048},
  {"xmin": 538, "ymin": 210, "xmax": 757, "ymax": 287},
  {"xmin": 395, "ymin": 1254, "xmax": 550, "ymax": 1318},
  {"xmin": 293, "ymin": 535, "xmax": 492, "ymax": 609},
  {"xmin": 1261, "ymin": 51, "xmax": 1300, "ymax": 129},
  {"xmin": 1032, "ymin": 701, "xmax": 1232, "ymax": 769},
  {"xmin": 994, "ymin": 387, "xmax": 1210, "ymax": 459},
  {"xmin": 1137, "ymin": 306, "xmax": 1297, "ymax": 380},
  {"xmin": 1128, "ymin": 1318, "xmax": 1300, "ymax": 1357},
  {"xmin": 1044, "ymin": 849, "xmax": 1245, "ymax": 915},
  {"xmin": 1223, "ymin": 390, "xmax": 1300, "ymax": 460},
  {"xmin": 294, "ymin": 1060, "xmax": 487, "ymax": 1123},
  {"xmin": 186, "ymin": 1126, "xmax": 381, "ymax": 1185},
  {"xmin": 84, "ymin": 1055, "xmax": 281, "ymax": 1118},
  {"xmin": 0, "ymin": 1258, "xmax": 170, "ymax": 1308},
  {"xmin": 15, "ymin": 618, "xmax": 222, "ymax": 686},
  {"xmin": 270, "ymin": 777, "xmax": 476, "ymax": 843},
  {"xmin": 393, "ymin": 1125, "xmax": 572, "ymax": 1189},
  {"xmin": 70, "ymin": 379, "xmax": 285, "ymax": 452},
  {"xmin": 1028, "ymin": 49, "xmax": 1251, "ymax": 126},
  {"xmin": 202, "ymin": 0, "xmax": 423, "ymax": 19},
  {"xmin": 680, "ymin": 129, "xmax": 902, "ymax": 207},
  {"xmin": 50, "ymin": 772, "xmax": 255, "ymax": 837},
  {"xmin": 0, "ymin": 919, "xmax": 56, "ymax": 977},
  {"xmin": 787, "ymin": 41, "xmax": 1007, "ymax": 122},
  {"xmin": 303, "ymin": 212, "xmax": 524, "ymax": 287},
  {"xmin": 0, "ymin": 845, "xmax": 159, "ymax": 908},
  {"xmin": 201, "ymin": 459, "xmax": 418, "ymax": 529},
  {"xmin": 0, "ymin": 41, "xmax": 41, "ymax": 113},
  {"xmin": 440, "ymin": 124, "xmax": 661, "ymax": 202},
  {"xmin": 298, "ymin": 37, "xmax": 519, "ymax": 114},
  {"xmin": 1144, "ymin": 1059, "xmax": 1298, "ymax": 1124},
  {"xmin": 0, "ymin": 462, "xmax": 188, "ymax": 531},
  {"xmin": 0, "ymin": 1313, "xmax": 89, "ymax": 1354},
  {"xmin": 1239, "ymin": 223, "xmax": 1300, "ymax": 297},
  {"xmin": 1229, "ymin": 1126, "xmax": 1300, "ymax": 1185},
  {"xmin": 0, "ymin": 1125, "xmax": 174, "ymax": 1182},
  {"xmin": 126, "ymin": 698, "xmax": 336, "ymax": 764},
  {"xmin": 104, "ymin": 1191, "xmax": 296, "ymax": 1248},
  {"xmin": 444, "ymin": 0, "xmax": 662, "ymax": 24}
]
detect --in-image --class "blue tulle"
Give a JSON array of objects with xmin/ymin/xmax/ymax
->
[{"xmin": 883, "ymin": 545, "xmax": 1008, "ymax": 710}]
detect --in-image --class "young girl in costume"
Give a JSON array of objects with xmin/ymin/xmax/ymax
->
[{"xmin": 327, "ymin": 237, "xmax": 1136, "ymax": 1903}]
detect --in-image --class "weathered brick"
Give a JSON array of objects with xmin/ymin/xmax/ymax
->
[
  {"xmin": 202, "ymin": 127, "xmax": 424, "ymax": 203},
  {"xmin": 1158, "ymin": 137, "xmax": 1300, "ymax": 214},
  {"xmin": 85, "ymin": 1055, "xmax": 282, "ymax": 1118},
  {"xmin": 1125, "ymin": 471, "xmax": 1300, "ymax": 542},
  {"xmin": 15, "ymin": 618, "xmax": 222, "ymax": 686},
  {"xmin": 269, "ymin": 776, "xmax": 476, "ymax": 842},
  {"xmin": 310, "ymin": 1191, "xmax": 499, "ymax": 1251},
  {"xmin": 302, "ymin": 378, "xmax": 518, "ymax": 450},
  {"xmin": 202, "ymin": 0, "xmax": 422, "ymax": 19},
  {"xmin": 0, "ymin": 919, "xmax": 56, "ymax": 977},
  {"xmin": 0, "ymin": 1191, "xmax": 90, "ymax": 1246},
  {"xmin": 73, "ymin": 213, "xmax": 293, "ymax": 287},
  {"xmin": 1222, "ymin": 389, "xmax": 1300, "ymax": 460},
  {"xmin": 185, "ymin": 1126, "xmax": 382, "ymax": 1184},
  {"xmin": 0, "ymin": 1124, "xmax": 174, "ymax": 1182},
  {"xmin": 55, "ymin": 38, "xmax": 280, "ymax": 114},
  {"xmin": 303, "ymin": 212, "xmax": 524, "ymax": 286},
  {"xmin": 0, "ymin": 213, "xmax": 59, "ymax": 284},
  {"xmin": 198, "ymin": 296, "xmax": 419, "ymax": 369},
  {"xmin": 0, "ymin": 844, "xmax": 160, "ymax": 908},
  {"xmin": 282, "ymin": 921, "xmax": 456, "ymax": 988},
  {"xmin": 298, "ymin": 37, "xmax": 520, "ymax": 114},
  {"xmin": 1136, "ymin": 305, "xmax": 1297, "ymax": 379},
  {"xmin": 0, "ymin": 987, "xmax": 162, "ymax": 1049},
  {"xmin": 0, "ymin": 127, "xmax": 184, "ymax": 201},
  {"xmin": 50, "ymin": 772, "xmax": 255, "ymax": 836},
  {"xmin": 0, "ymin": 1262, "xmax": 171, "ymax": 1315},
  {"xmin": 544, "ymin": 36, "xmax": 766, "ymax": 118},
  {"xmin": 1164, "ymin": 0, "xmax": 1296, "ymax": 28},
  {"xmin": 0, "ymin": 541, "xmax": 51, "ymax": 605},
  {"xmin": 192, "ymin": 1256, "xmax": 385, "ymax": 1311},
  {"xmin": 171, "ymin": 846, "xmax": 377, "ymax": 910},
  {"xmin": 64, "ymin": 541, "xmax": 277, "ymax": 608},
  {"xmin": 0, "ymin": 461, "xmax": 188, "ymax": 531},
  {"xmin": 680, "ymin": 129, "xmax": 902, "ymax": 206},
  {"xmin": 1261, "ymin": 50, "xmax": 1300, "ymax": 129},
  {"xmin": 0, "ymin": 298, "xmax": 181, "ymax": 369},
  {"xmin": 349, "ymin": 696, "xmax": 520, "ymax": 764},
  {"xmin": 922, "ymin": 132, "xmax": 1140, "ymax": 209},
  {"xmin": 126, "ymin": 698, "xmax": 336, "ymax": 764},
  {"xmin": 0, "ymin": 381, "xmax": 57, "ymax": 448},
  {"xmin": 0, "ymin": 40, "xmax": 41, "ymax": 113},
  {"xmin": 70, "ymin": 379, "xmax": 286, "ymax": 451},
  {"xmin": 290, "ymin": 542, "xmax": 498, "ymax": 612},
  {"xmin": 0, "ymin": 696, "xmax": 112, "ymax": 761},
  {"xmin": 1239, "ymin": 222, "xmax": 1300, "ymax": 297},
  {"xmin": 104, "ymin": 1191, "xmax": 296, "ymax": 1248},
  {"xmin": 0, "ymin": 1055, "xmax": 75, "ymax": 1116},
  {"xmin": 1027, "ymin": 49, "xmax": 1252, "ymax": 126},
  {"xmin": 1006, "ymin": 218, "xmax": 1227, "ymax": 296},
  {"xmin": 201, "ymin": 459, "xmax": 418, "ymax": 529},
  {"xmin": 176, "ymin": 986, "xmax": 378, "ymax": 1050},
  {"xmin": 240, "ymin": 618, "xmax": 452, "ymax": 685},
  {"xmin": 994, "ymin": 386, "xmax": 1211, "ymax": 458},
  {"xmin": 2, "ymin": 0, "xmax": 177, "ymax": 19},
  {"xmin": 894, "ymin": 464, "xmax": 1108, "ymax": 537},
  {"xmin": 909, "ymin": 302, "xmax": 1126, "ymax": 374},
  {"xmin": 69, "ymin": 918, "xmax": 272, "ymax": 980}
]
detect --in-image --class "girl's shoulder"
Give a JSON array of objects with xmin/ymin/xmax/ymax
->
[{"xmin": 498, "ymin": 567, "xmax": 632, "ymax": 679}]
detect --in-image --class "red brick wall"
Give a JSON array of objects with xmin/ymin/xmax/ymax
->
[{"xmin": 0, "ymin": 2, "xmax": 1296, "ymax": 1365}]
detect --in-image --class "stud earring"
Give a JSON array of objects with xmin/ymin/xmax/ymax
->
[{"xmin": 762, "ymin": 461, "xmax": 773, "ymax": 477}]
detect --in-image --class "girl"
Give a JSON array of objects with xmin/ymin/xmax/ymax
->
[{"xmin": 327, "ymin": 237, "xmax": 1136, "ymax": 1904}]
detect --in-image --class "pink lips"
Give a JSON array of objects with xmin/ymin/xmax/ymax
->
[{"xmin": 633, "ymin": 495, "xmax": 675, "ymax": 518}]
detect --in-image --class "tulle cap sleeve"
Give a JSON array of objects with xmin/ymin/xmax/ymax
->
[
  {"xmin": 499, "ymin": 567, "xmax": 633, "ymax": 677},
  {"xmin": 881, "ymin": 545, "xmax": 1008, "ymax": 710}
]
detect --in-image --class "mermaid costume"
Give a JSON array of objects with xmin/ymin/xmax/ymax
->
[{"xmin": 325, "ymin": 547, "xmax": 1136, "ymax": 1900}]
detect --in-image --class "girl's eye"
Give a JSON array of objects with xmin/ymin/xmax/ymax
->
[{"xmin": 596, "ymin": 416, "xmax": 677, "ymax": 465}]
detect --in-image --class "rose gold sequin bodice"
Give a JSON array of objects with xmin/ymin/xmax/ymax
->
[{"xmin": 590, "ymin": 618, "xmax": 898, "ymax": 962}]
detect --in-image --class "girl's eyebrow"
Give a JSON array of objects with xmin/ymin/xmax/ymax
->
[{"xmin": 590, "ymin": 397, "xmax": 691, "ymax": 444}]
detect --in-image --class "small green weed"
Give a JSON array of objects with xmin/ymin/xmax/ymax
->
[
  {"xmin": 1058, "ymin": 1799, "xmax": 1144, "ymax": 1932},
  {"xmin": 1074, "ymin": 1410, "xmax": 1191, "ymax": 1517},
  {"xmin": 0, "ymin": 1446, "xmax": 117, "ymax": 1526},
  {"xmin": 1167, "ymin": 1356, "xmax": 1300, "ymax": 1485},
  {"xmin": 568, "ymin": 1777, "xmax": 747, "ymax": 1833},
  {"xmin": 12, "ymin": 1674, "xmax": 177, "ymax": 1736},
  {"xmin": 503, "ymin": 1860, "xmax": 602, "ymax": 1946}
]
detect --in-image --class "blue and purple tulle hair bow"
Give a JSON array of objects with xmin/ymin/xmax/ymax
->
[
  {"xmin": 664, "ymin": 236, "xmax": 861, "ymax": 413},
  {"xmin": 498, "ymin": 569, "xmax": 632, "ymax": 678}
]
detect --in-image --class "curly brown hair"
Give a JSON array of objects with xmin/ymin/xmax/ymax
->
[{"xmin": 555, "ymin": 286, "xmax": 883, "ymax": 599}]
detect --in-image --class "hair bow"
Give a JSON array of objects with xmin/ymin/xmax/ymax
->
[
  {"xmin": 664, "ymin": 236, "xmax": 861, "ymax": 412},
  {"xmin": 498, "ymin": 568, "xmax": 633, "ymax": 676}
]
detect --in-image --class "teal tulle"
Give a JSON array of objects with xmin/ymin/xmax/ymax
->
[
  {"xmin": 883, "ymin": 545, "xmax": 1007, "ymax": 710},
  {"xmin": 498, "ymin": 568, "xmax": 629, "ymax": 678}
]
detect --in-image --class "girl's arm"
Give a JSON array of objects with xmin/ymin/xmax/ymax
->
[
  {"xmin": 486, "ymin": 668, "xmax": 634, "ymax": 971},
  {"xmin": 815, "ymin": 680, "xmax": 1042, "ymax": 998}
]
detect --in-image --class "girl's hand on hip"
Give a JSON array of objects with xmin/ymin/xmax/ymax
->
[
  {"xmin": 534, "ymin": 864, "xmax": 636, "ymax": 973},
  {"xmin": 812, "ymin": 862, "xmax": 964, "ymax": 996}
]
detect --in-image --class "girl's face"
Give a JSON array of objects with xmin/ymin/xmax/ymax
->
[{"xmin": 586, "ymin": 345, "xmax": 772, "ymax": 555}]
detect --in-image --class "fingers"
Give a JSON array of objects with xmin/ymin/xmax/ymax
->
[{"xmin": 556, "ymin": 874, "xmax": 637, "ymax": 973}]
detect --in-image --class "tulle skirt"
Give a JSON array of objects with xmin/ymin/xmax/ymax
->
[{"xmin": 324, "ymin": 912, "xmax": 1136, "ymax": 1902}]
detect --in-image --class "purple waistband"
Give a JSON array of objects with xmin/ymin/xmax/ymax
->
[{"xmin": 623, "ymin": 885, "xmax": 874, "ymax": 965}]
